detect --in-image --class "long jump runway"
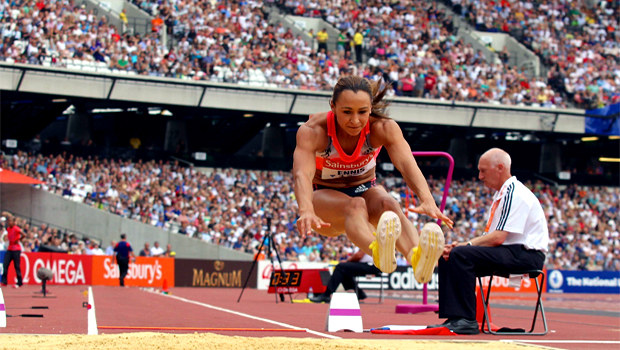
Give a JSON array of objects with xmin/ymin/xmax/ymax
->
[{"xmin": 1, "ymin": 285, "xmax": 618, "ymax": 350}]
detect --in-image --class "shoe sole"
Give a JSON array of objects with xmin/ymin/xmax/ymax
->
[
  {"xmin": 414, "ymin": 222, "xmax": 445, "ymax": 284},
  {"xmin": 450, "ymin": 327, "xmax": 480, "ymax": 335},
  {"xmin": 376, "ymin": 211, "xmax": 401, "ymax": 274}
]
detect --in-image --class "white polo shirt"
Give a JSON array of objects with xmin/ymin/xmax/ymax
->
[{"xmin": 486, "ymin": 176, "xmax": 549, "ymax": 252}]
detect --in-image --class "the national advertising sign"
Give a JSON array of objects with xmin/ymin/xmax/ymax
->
[
  {"xmin": 91, "ymin": 256, "xmax": 175, "ymax": 287},
  {"xmin": 175, "ymin": 259, "xmax": 257, "ymax": 288},
  {"xmin": 3, "ymin": 252, "xmax": 91, "ymax": 285},
  {"xmin": 547, "ymin": 270, "xmax": 620, "ymax": 294}
]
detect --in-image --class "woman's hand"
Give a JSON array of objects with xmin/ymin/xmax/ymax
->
[
  {"xmin": 296, "ymin": 212, "xmax": 331, "ymax": 238},
  {"xmin": 408, "ymin": 200, "xmax": 454, "ymax": 229}
]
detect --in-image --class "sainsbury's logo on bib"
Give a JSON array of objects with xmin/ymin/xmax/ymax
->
[{"xmin": 322, "ymin": 157, "xmax": 376, "ymax": 179}]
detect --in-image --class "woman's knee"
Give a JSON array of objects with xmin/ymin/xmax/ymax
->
[
  {"xmin": 345, "ymin": 197, "xmax": 367, "ymax": 217},
  {"xmin": 378, "ymin": 196, "xmax": 401, "ymax": 213}
]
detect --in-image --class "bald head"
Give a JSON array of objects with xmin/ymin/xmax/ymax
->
[
  {"xmin": 480, "ymin": 148, "xmax": 512, "ymax": 172},
  {"xmin": 478, "ymin": 148, "xmax": 512, "ymax": 191}
]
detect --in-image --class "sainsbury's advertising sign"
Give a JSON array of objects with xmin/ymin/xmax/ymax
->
[{"xmin": 0, "ymin": 252, "xmax": 174, "ymax": 287}]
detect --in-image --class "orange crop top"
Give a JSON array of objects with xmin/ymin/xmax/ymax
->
[{"xmin": 315, "ymin": 111, "xmax": 381, "ymax": 180}]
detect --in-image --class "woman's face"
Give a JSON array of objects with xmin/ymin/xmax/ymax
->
[{"xmin": 331, "ymin": 89, "xmax": 372, "ymax": 137}]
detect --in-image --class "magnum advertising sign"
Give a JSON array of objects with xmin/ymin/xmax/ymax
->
[{"xmin": 175, "ymin": 259, "xmax": 257, "ymax": 288}]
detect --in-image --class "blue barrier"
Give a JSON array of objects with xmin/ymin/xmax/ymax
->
[
  {"xmin": 547, "ymin": 270, "xmax": 620, "ymax": 294},
  {"xmin": 585, "ymin": 102, "xmax": 620, "ymax": 135}
]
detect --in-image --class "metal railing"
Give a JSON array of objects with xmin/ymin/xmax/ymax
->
[{"xmin": 4, "ymin": 209, "xmax": 105, "ymax": 244}]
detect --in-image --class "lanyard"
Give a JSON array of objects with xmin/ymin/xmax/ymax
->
[{"xmin": 485, "ymin": 187, "xmax": 505, "ymax": 233}]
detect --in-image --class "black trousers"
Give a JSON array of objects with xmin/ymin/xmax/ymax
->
[
  {"xmin": 117, "ymin": 257, "xmax": 129, "ymax": 286},
  {"xmin": 438, "ymin": 244, "xmax": 545, "ymax": 320},
  {"xmin": 325, "ymin": 262, "xmax": 381, "ymax": 295},
  {"xmin": 2, "ymin": 250, "xmax": 23, "ymax": 286},
  {"xmin": 355, "ymin": 45, "xmax": 363, "ymax": 63}
]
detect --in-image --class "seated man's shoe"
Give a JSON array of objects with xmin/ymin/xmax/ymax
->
[
  {"xmin": 356, "ymin": 289, "xmax": 367, "ymax": 301},
  {"xmin": 427, "ymin": 318, "xmax": 455, "ymax": 329},
  {"xmin": 444, "ymin": 318, "xmax": 480, "ymax": 335},
  {"xmin": 309, "ymin": 293, "xmax": 331, "ymax": 303}
]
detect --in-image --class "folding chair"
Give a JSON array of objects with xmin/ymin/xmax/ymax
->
[
  {"xmin": 354, "ymin": 272, "xmax": 387, "ymax": 304},
  {"xmin": 477, "ymin": 270, "xmax": 548, "ymax": 335}
]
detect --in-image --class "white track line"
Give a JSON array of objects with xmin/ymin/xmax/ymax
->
[
  {"xmin": 0, "ymin": 287, "xmax": 6, "ymax": 328},
  {"xmin": 87, "ymin": 286, "xmax": 98, "ymax": 335},
  {"xmin": 502, "ymin": 340, "xmax": 620, "ymax": 344},
  {"xmin": 144, "ymin": 289, "xmax": 341, "ymax": 339}
]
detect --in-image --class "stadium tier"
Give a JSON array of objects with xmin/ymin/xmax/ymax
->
[
  {"xmin": 0, "ymin": 0, "xmax": 617, "ymax": 108},
  {"xmin": 2, "ymin": 153, "xmax": 618, "ymax": 271}
]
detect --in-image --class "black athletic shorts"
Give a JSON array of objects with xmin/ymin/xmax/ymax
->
[{"xmin": 313, "ymin": 179, "xmax": 377, "ymax": 197}]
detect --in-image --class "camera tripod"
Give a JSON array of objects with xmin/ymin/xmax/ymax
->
[{"xmin": 237, "ymin": 216, "xmax": 293, "ymax": 303}]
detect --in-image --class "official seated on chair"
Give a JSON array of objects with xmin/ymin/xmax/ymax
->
[
  {"xmin": 427, "ymin": 148, "xmax": 549, "ymax": 334},
  {"xmin": 309, "ymin": 250, "xmax": 380, "ymax": 303}
]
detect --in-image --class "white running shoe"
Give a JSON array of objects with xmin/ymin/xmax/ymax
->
[
  {"xmin": 370, "ymin": 211, "xmax": 402, "ymax": 274},
  {"xmin": 413, "ymin": 222, "xmax": 445, "ymax": 284}
]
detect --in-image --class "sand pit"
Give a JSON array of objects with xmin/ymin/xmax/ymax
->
[{"xmin": 0, "ymin": 332, "xmax": 545, "ymax": 349}]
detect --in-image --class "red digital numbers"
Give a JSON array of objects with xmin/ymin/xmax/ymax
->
[{"xmin": 269, "ymin": 271, "xmax": 303, "ymax": 287}]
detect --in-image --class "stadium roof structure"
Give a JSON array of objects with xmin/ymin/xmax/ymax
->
[
  {"xmin": 0, "ymin": 62, "xmax": 593, "ymax": 134},
  {"xmin": 0, "ymin": 168, "xmax": 43, "ymax": 185}
]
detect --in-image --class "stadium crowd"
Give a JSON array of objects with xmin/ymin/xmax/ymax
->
[
  {"xmin": 0, "ymin": 210, "xmax": 176, "ymax": 258},
  {"xmin": 2, "ymin": 150, "xmax": 619, "ymax": 271},
  {"xmin": 443, "ymin": 0, "xmax": 620, "ymax": 108},
  {"xmin": 8, "ymin": 0, "xmax": 619, "ymax": 107}
]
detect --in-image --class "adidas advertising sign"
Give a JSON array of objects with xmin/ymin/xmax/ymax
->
[{"xmin": 356, "ymin": 266, "xmax": 438, "ymax": 291}]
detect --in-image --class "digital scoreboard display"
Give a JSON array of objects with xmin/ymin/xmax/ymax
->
[
  {"xmin": 269, "ymin": 271, "xmax": 303, "ymax": 287},
  {"xmin": 267, "ymin": 269, "xmax": 330, "ymax": 295}
]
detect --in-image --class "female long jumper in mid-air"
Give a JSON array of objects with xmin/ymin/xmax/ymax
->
[{"xmin": 293, "ymin": 75, "xmax": 453, "ymax": 283}]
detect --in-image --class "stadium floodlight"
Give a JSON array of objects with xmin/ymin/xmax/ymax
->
[
  {"xmin": 243, "ymin": 113, "xmax": 254, "ymax": 118},
  {"xmin": 194, "ymin": 152, "xmax": 207, "ymax": 161},
  {"xmin": 581, "ymin": 136, "xmax": 599, "ymax": 142},
  {"xmin": 62, "ymin": 105, "xmax": 75, "ymax": 115},
  {"xmin": 148, "ymin": 108, "xmax": 162, "ymax": 115},
  {"xmin": 474, "ymin": 134, "xmax": 485, "ymax": 139},
  {"xmin": 4, "ymin": 139, "xmax": 17, "ymax": 148},
  {"xmin": 609, "ymin": 136, "xmax": 619, "ymax": 140},
  {"xmin": 91, "ymin": 108, "xmax": 124, "ymax": 113},
  {"xmin": 505, "ymin": 132, "xmax": 520, "ymax": 141},
  {"xmin": 599, "ymin": 157, "xmax": 620, "ymax": 162}
]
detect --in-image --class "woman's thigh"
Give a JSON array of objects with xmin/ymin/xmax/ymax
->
[
  {"xmin": 312, "ymin": 189, "xmax": 357, "ymax": 237},
  {"xmin": 361, "ymin": 185, "xmax": 398, "ymax": 225}
]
